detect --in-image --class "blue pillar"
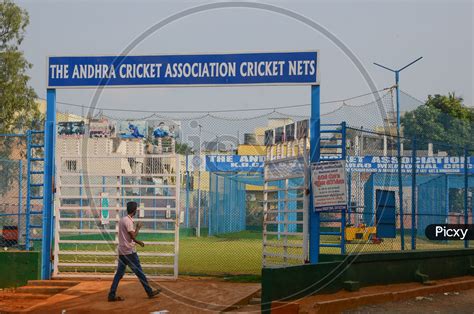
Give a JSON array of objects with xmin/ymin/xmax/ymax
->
[
  {"xmin": 445, "ymin": 174, "xmax": 449, "ymax": 224},
  {"xmin": 464, "ymin": 147, "xmax": 469, "ymax": 248},
  {"xmin": 25, "ymin": 131, "xmax": 32, "ymax": 250},
  {"xmin": 309, "ymin": 85, "xmax": 321, "ymax": 264},
  {"xmin": 411, "ymin": 138, "xmax": 416, "ymax": 250},
  {"xmin": 223, "ymin": 176, "xmax": 227, "ymax": 234},
  {"xmin": 227, "ymin": 177, "xmax": 231, "ymax": 233},
  {"xmin": 208, "ymin": 173, "xmax": 214, "ymax": 236},
  {"xmin": 240, "ymin": 182, "xmax": 245, "ymax": 231},
  {"xmin": 42, "ymin": 88, "xmax": 56, "ymax": 280},
  {"xmin": 18, "ymin": 160, "xmax": 23, "ymax": 246},
  {"xmin": 347, "ymin": 171, "xmax": 352, "ymax": 225},
  {"xmin": 212, "ymin": 174, "xmax": 218, "ymax": 236}
]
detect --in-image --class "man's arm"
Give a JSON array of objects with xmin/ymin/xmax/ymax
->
[{"xmin": 128, "ymin": 221, "xmax": 144, "ymax": 247}]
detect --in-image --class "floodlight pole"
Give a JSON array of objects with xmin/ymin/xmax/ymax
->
[{"xmin": 374, "ymin": 57, "xmax": 422, "ymax": 251}]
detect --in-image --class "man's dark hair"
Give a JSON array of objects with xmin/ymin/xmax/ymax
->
[{"xmin": 127, "ymin": 201, "xmax": 138, "ymax": 215}]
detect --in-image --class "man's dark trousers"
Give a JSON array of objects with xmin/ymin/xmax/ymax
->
[{"xmin": 109, "ymin": 252, "xmax": 153, "ymax": 298}]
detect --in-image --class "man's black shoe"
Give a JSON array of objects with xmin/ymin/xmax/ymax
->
[
  {"xmin": 108, "ymin": 296, "xmax": 125, "ymax": 302},
  {"xmin": 148, "ymin": 289, "xmax": 161, "ymax": 299}
]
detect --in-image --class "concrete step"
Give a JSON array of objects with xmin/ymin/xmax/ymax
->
[
  {"xmin": 223, "ymin": 289, "xmax": 262, "ymax": 312},
  {"xmin": 249, "ymin": 297, "xmax": 261, "ymax": 305},
  {"xmin": 27, "ymin": 280, "xmax": 79, "ymax": 287},
  {"xmin": 15, "ymin": 285, "xmax": 68, "ymax": 295},
  {"xmin": 227, "ymin": 304, "xmax": 261, "ymax": 313}
]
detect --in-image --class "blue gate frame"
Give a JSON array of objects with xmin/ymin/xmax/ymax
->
[{"xmin": 43, "ymin": 51, "xmax": 322, "ymax": 279}]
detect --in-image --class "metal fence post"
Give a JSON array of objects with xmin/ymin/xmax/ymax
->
[
  {"xmin": 347, "ymin": 171, "xmax": 352, "ymax": 225},
  {"xmin": 42, "ymin": 88, "xmax": 56, "ymax": 280},
  {"xmin": 341, "ymin": 121, "xmax": 347, "ymax": 254},
  {"xmin": 411, "ymin": 137, "xmax": 416, "ymax": 250},
  {"xmin": 464, "ymin": 146, "xmax": 469, "ymax": 249},
  {"xmin": 398, "ymin": 136, "xmax": 405, "ymax": 251},
  {"xmin": 309, "ymin": 84, "xmax": 321, "ymax": 263},
  {"xmin": 185, "ymin": 153, "xmax": 190, "ymax": 228},
  {"xmin": 25, "ymin": 130, "xmax": 32, "ymax": 250},
  {"xmin": 18, "ymin": 160, "xmax": 23, "ymax": 246}
]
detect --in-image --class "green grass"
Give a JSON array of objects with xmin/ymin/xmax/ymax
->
[
  {"xmin": 57, "ymin": 231, "xmax": 264, "ymax": 277},
  {"xmin": 179, "ymin": 235, "xmax": 262, "ymax": 275},
  {"xmin": 55, "ymin": 230, "xmax": 469, "ymax": 279}
]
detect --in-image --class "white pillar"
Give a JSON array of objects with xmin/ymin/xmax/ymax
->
[{"xmin": 428, "ymin": 143, "xmax": 433, "ymax": 156}]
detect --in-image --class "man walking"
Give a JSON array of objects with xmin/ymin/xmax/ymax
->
[{"xmin": 108, "ymin": 201, "xmax": 160, "ymax": 301}]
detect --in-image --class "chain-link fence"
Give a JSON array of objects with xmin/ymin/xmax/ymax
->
[
  {"xmin": 7, "ymin": 86, "xmax": 470, "ymax": 277},
  {"xmin": 0, "ymin": 134, "xmax": 27, "ymax": 249},
  {"xmin": 341, "ymin": 128, "xmax": 473, "ymax": 254}
]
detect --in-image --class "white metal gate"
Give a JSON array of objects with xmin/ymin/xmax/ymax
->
[
  {"xmin": 54, "ymin": 154, "xmax": 180, "ymax": 279},
  {"xmin": 262, "ymin": 155, "xmax": 309, "ymax": 267}
]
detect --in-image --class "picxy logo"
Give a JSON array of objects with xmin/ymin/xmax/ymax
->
[{"xmin": 425, "ymin": 224, "xmax": 474, "ymax": 240}]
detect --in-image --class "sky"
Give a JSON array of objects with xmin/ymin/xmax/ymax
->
[{"xmin": 17, "ymin": 0, "xmax": 474, "ymax": 119}]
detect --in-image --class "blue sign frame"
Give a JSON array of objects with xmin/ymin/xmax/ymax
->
[
  {"xmin": 42, "ymin": 50, "xmax": 322, "ymax": 279},
  {"xmin": 48, "ymin": 51, "xmax": 319, "ymax": 88}
]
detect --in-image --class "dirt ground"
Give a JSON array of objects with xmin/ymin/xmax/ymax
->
[
  {"xmin": 295, "ymin": 276, "xmax": 474, "ymax": 314},
  {"xmin": 345, "ymin": 289, "xmax": 474, "ymax": 314},
  {"xmin": 2, "ymin": 276, "xmax": 474, "ymax": 313},
  {"xmin": 0, "ymin": 277, "xmax": 260, "ymax": 314}
]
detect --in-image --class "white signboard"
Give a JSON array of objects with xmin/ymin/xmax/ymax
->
[{"xmin": 312, "ymin": 160, "xmax": 347, "ymax": 211}]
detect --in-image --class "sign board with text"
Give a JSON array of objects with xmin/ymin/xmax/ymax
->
[
  {"xmin": 206, "ymin": 155, "xmax": 265, "ymax": 172},
  {"xmin": 346, "ymin": 156, "xmax": 474, "ymax": 174},
  {"xmin": 312, "ymin": 160, "xmax": 347, "ymax": 211},
  {"xmin": 48, "ymin": 51, "xmax": 319, "ymax": 88}
]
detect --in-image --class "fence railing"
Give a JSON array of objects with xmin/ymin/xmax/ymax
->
[
  {"xmin": 0, "ymin": 134, "xmax": 28, "ymax": 249},
  {"xmin": 342, "ymin": 126, "xmax": 473, "ymax": 253}
]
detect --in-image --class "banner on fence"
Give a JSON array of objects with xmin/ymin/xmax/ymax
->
[
  {"xmin": 148, "ymin": 119, "xmax": 180, "ymax": 139},
  {"xmin": 89, "ymin": 118, "xmax": 116, "ymax": 138},
  {"xmin": 264, "ymin": 157, "xmax": 305, "ymax": 181},
  {"xmin": 206, "ymin": 155, "xmax": 264, "ymax": 172},
  {"xmin": 311, "ymin": 160, "xmax": 347, "ymax": 211},
  {"xmin": 204, "ymin": 154, "xmax": 474, "ymax": 175},
  {"xmin": 347, "ymin": 156, "xmax": 474, "ymax": 174},
  {"xmin": 57, "ymin": 121, "xmax": 85, "ymax": 137},
  {"xmin": 117, "ymin": 121, "xmax": 146, "ymax": 139}
]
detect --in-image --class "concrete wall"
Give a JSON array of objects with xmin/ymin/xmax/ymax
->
[
  {"xmin": 0, "ymin": 251, "xmax": 40, "ymax": 288},
  {"xmin": 262, "ymin": 249, "xmax": 474, "ymax": 312}
]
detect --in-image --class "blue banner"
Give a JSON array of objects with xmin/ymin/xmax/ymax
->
[
  {"xmin": 48, "ymin": 51, "xmax": 318, "ymax": 88},
  {"xmin": 347, "ymin": 156, "xmax": 474, "ymax": 174},
  {"xmin": 205, "ymin": 155, "xmax": 473, "ymax": 174},
  {"xmin": 206, "ymin": 155, "xmax": 265, "ymax": 172}
]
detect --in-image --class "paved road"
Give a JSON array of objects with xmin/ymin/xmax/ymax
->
[{"xmin": 346, "ymin": 288, "xmax": 474, "ymax": 314}]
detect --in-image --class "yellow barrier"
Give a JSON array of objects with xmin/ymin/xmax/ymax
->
[{"xmin": 345, "ymin": 226, "xmax": 377, "ymax": 242}]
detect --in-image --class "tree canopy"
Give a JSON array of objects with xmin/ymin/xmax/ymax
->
[
  {"xmin": 401, "ymin": 93, "xmax": 474, "ymax": 153},
  {"xmin": 0, "ymin": 1, "xmax": 40, "ymax": 197},
  {"xmin": 0, "ymin": 0, "xmax": 40, "ymax": 134}
]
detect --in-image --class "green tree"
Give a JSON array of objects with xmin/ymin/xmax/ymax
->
[
  {"xmin": 0, "ymin": 1, "xmax": 39, "ymax": 197},
  {"xmin": 0, "ymin": 0, "xmax": 40, "ymax": 134},
  {"xmin": 175, "ymin": 141, "xmax": 193, "ymax": 154},
  {"xmin": 402, "ymin": 93, "xmax": 474, "ymax": 154}
]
